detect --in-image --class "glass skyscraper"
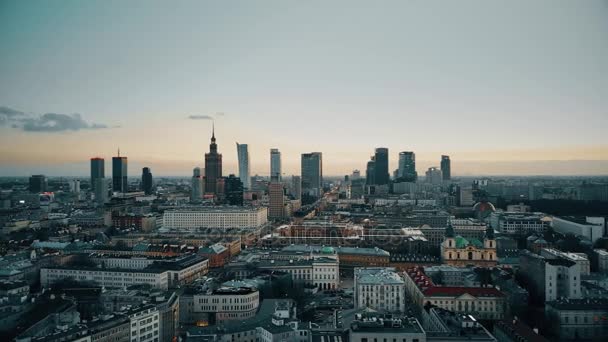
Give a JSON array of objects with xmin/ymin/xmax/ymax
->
[{"xmin": 236, "ymin": 143, "xmax": 250, "ymax": 190}]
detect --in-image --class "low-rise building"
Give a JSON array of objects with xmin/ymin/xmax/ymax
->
[
  {"xmin": 349, "ymin": 312, "xmax": 426, "ymax": 342},
  {"xmin": 40, "ymin": 267, "xmax": 170, "ymax": 290},
  {"xmin": 162, "ymin": 206, "xmax": 268, "ymax": 231},
  {"xmin": 354, "ymin": 267, "xmax": 405, "ymax": 312},
  {"xmin": 519, "ymin": 250, "xmax": 581, "ymax": 302},
  {"xmin": 545, "ymin": 298, "xmax": 608, "ymax": 341},
  {"xmin": 421, "ymin": 306, "xmax": 497, "ymax": 342}
]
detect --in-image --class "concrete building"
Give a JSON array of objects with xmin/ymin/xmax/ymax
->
[
  {"xmin": 349, "ymin": 312, "xmax": 426, "ymax": 342},
  {"xmin": 127, "ymin": 305, "xmax": 160, "ymax": 342},
  {"xmin": 595, "ymin": 249, "xmax": 608, "ymax": 274},
  {"xmin": 551, "ymin": 216, "xmax": 605, "ymax": 243},
  {"xmin": 489, "ymin": 212, "xmax": 548, "ymax": 235},
  {"xmin": 162, "ymin": 206, "xmax": 268, "ymax": 231},
  {"xmin": 540, "ymin": 248, "xmax": 590, "ymax": 276},
  {"xmin": 190, "ymin": 285, "xmax": 260, "ymax": 323},
  {"xmin": 204, "ymin": 125, "xmax": 222, "ymax": 195},
  {"xmin": 519, "ymin": 250, "xmax": 581, "ymax": 302},
  {"xmin": 41, "ymin": 266, "xmax": 170, "ymax": 290},
  {"xmin": 112, "ymin": 151, "xmax": 128, "ymax": 193},
  {"xmin": 425, "ymin": 167, "xmax": 442, "ymax": 185},
  {"xmin": 90, "ymin": 157, "xmax": 105, "ymax": 192},
  {"xmin": 290, "ymin": 175, "xmax": 302, "ymax": 200},
  {"xmin": 440, "ymin": 155, "xmax": 451, "ymax": 181},
  {"xmin": 545, "ymin": 298, "xmax": 608, "ymax": 341},
  {"xmin": 268, "ymin": 178, "xmax": 285, "ymax": 219},
  {"xmin": 421, "ymin": 306, "xmax": 497, "ymax": 342},
  {"xmin": 255, "ymin": 257, "xmax": 339, "ymax": 290},
  {"xmin": 354, "ymin": 267, "xmax": 405, "ymax": 312}
]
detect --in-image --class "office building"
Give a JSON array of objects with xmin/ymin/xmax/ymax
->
[
  {"xmin": 425, "ymin": 167, "xmax": 442, "ymax": 185},
  {"xmin": 354, "ymin": 267, "xmax": 405, "ymax": 312},
  {"xmin": 68, "ymin": 179, "xmax": 80, "ymax": 194},
  {"xmin": 188, "ymin": 286, "xmax": 260, "ymax": 323},
  {"xmin": 374, "ymin": 147, "xmax": 389, "ymax": 185},
  {"xmin": 551, "ymin": 216, "xmax": 605, "ymax": 243},
  {"xmin": 236, "ymin": 142, "xmax": 250, "ymax": 190},
  {"xmin": 397, "ymin": 151, "xmax": 417, "ymax": 182},
  {"xmin": 225, "ymin": 174, "xmax": 244, "ymax": 206},
  {"xmin": 545, "ymin": 298, "xmax": 608, "ymax": 341},
  {"xmin": 291, "ymin": 175, "xmax": 302, "ymax": 200},
  {"xmin": 112, "ymin": 150, "xmax": 128, "ymax": 193},
  {"xmin": 366, "ymin": 156, "xmax": 375, "ymax": 185},
  {"xmin": 301, "ymin": 152, "xmax": 323, "ymax": 198},
  {"xmin": 94, "ymin": 178, "xmax": 109, "ymax": 204},
  {"xmin": 141, "ymin": 167, "xmax": 153, "ymax": 195},
  {"xmin": 162, "ymin": 207, "xmax": 268, "ymax": 231},
  {"xmin": 90, "ymin": 157, "xmax": 105, "ymax": 192},
  {"xmin": 191, "ymin": 167, "xmax": 204, "ymax": 201},
  {"xmin": 270, "ymin": 148, "xmax": 281, "ymax": 181},
  {"xmin": 441, "ymin": 155, "xmax": 451, "ymax": 181},
  {"xmin": 352, "ymin": 169, "xmax": 361, "ymax": 179},
  {"xmin": 489, "ymin": 211, "xmax": 549, "ymax": 235},
  {"xmin": 41, "ymin": 266, "xmax": 170, "ymax": 290},
  {"xmin": 29, "ymin": 174, "xmax": 47, "ymax": 193},
  {"xmin": 268, "ymin": 177, "xmax": 285, "ymax": 219},
  {"xmin": 204, "ymin": 124, "xmax": 222, "ymax": 195}
]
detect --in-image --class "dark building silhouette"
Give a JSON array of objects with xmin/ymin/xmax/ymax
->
[
  {"xmin": 112, "ymin": 150, "xmax": 128, "ymax": 193},
  {"xmin": 374, "ymin": 147, "xmax": 389, "ymax": 185},
  {"xmin": 29, "ymin": 174, "xmax": 47, "ymax": 193},
  {"xmin": 441, "ymin": 155, "xmax": 451, "ymax": 181},
  {"xmin": 141, "ymin": 167, "xmax": 153, "ymax": 195},
  {"xmin": 301, "ymin": 152, "xmax": 323, "ymax": 198},
  {"xmin": 224, "ymin": 174, "xmax": 243, "ymax": 206},
  {"xmin": 366, "ymin": 156, "xmax": 376, "ymax": 185},
  {"xmin": 90, "ymin": 157, "xmax": 105, "ymax": 192},
  {"xmin": 205, "ymin": 124, "xmax": 223, "ymax": 195},
  {"xmin": 397, "ymin": 151, "xmax": 417, "ymax": 182}
]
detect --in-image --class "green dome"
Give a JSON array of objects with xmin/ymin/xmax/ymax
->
[{"xmin": 321, "ymin": 246, "xmax": 335, "ymax": 254}]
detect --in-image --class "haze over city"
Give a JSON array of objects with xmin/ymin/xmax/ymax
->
[{"xmin": 1, "ymin": 0, "xmax": 608, "ymax": 176}]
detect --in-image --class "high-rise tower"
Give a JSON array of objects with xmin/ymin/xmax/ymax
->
[
  {"xmin": 441, "ymin": 155, "xmax": 451, "ymax": 181},
  {"xmin": 270, "ymin": 148, "xmax": 282, "ymax": 181},
  {"xmin": 204, "ymin": 123, "xmax": 222, "ymax": 194},
  {"xmin": 236, "ymin": 143, "xmax": 251, "ymax": 190},
  {"xmin": 141, "ymin": 167, "xmax": 153, "ymax": 195},
  {"xmin": 90, "ymin": 157, "xmax": 105, "ymax": 192},
  {"xmin": 301, "ymin": 152, "xmax": 323, "ymax": 198},
  {"xmin": 397, "ymin": 151, "xmax": 417, "ymax": 182},
  {"xmin": 374, "ymin": 147, "xmax": 389, "ymax": 185},
  {"xmin": 112, "ymin": 149, "xmax": 128, "ymax": 193}
]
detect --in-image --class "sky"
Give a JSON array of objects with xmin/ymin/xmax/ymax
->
[{"xmin": 1, "ymin": 0, "xmax": 607, "ymax": 177}]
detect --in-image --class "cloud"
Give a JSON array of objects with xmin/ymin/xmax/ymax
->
[
  {"xmin": 188, "ymin": 115, "xmax": 214, "ymax": 120},
  {"xmin": 0, "ymin": 106, "xmax": 25, "ymax": 126},
  {"xmin": 215, "ymin": 112, "xmax": 225, "ymax": 117},
  {"xmin": 0, "ymin": 105, "xmax": 112, "ymax": 132}
]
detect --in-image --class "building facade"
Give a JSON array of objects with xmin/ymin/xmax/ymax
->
[{"xmin": 162, "ymin": 207, "xmax": 268, "ymax": 231}]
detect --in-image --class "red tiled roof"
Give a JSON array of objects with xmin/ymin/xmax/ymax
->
[{"xmin": 423, "ymin": 286, "xmax": 504, "ymax": 297}]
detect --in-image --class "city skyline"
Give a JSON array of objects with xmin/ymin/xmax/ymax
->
[{"xmin": 1, "ymin": 1, "xmax": 607, "ymax": 177}]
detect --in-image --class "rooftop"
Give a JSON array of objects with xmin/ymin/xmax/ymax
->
[{"xmin": 355, "ymin": 267, "xmax": 404, "ymax": 285}]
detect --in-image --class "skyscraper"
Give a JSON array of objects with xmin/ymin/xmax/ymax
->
[
  {"xmin": 365, "ymin": 157, "xmax": 375, "ymax": 185},
  {"xmin": 374, "ymin": 147, "xmax": 389, "ymax": 185},
  {"xmin": 268, "ymin": 176, "xmax": 285, "ymax": 219},
  {"xmin": 441, "ymin": 155, "xmax": 451, "ymax": 181},
  {"xmin": 352, "ymin": 170, "xmax": 361, "ymax": 180},
  {"xmin": 94, "ymin": 178, "xmax": 109, "ymax": 205},
  {"xmin": 204, "ymin": 124, "xmax": 222, "ymax": 195},
  {"xmin": 236, "ymin": 143, "xmax": 251, "ymax": 190},
  {"xmin": 29, "ymin": 175, "xmax": 47, "ymax": 193},
  {"xmin": 397, "ymin": 151, "xmax": 417, "ymax": 182},
  {"xmin": 291, "ymin": 175, "xmax": 302, "ymax": 200},
  {"xmin": 301, "ymin": 152, "xmax": 323, "ymax": 198},
  {"xmin": 225, "ymin": 174, "xmax": 244, "ymax": 206},
  {"xmin": 141, "ymin": 167, "xmax": 153, "ymax": 195},
  {"xmin": 191, "ymin": 167, "xmax": 204, "ymax": 201},
  {"xmin": 270, "ymin": 148, "xmax": 282, "ymax": 181},
  {"xmin": 426, "ymin": 167, "xmax": 443, "ymax": 185},
  {"xmin": 112, "ymin": 149, "xmax": 128, "ymax": 193},
  {"xmin": 90, "ymin": 157, "xmax": 105, "ymax": 192}
]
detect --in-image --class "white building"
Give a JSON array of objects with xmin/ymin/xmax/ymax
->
[
  {"xmin": 552, "ymin": 216, "xmax": 605, "ymax": 243},
  {"xmin": 257, "ymin": 257, "xmax": 339, "ymax": 290},
  {"xmin": 193, "ymin": 286, "xmax": 260, "ymax": 322},
  {"xmin": 128, "ymin": 305, "xmax": 160, "ymax": 342},
  {"xmin": 541, "ymin": 248, "xmax": 590, "ymax": 276},
  {"xmin": 489, "ymin": 211, "xmax": 549, "ymax": 235},
  {"xmin": 519, "ymin": 250, "xmax": 581, "ymax": 302},
  {"xmin": 595, "ymin": 249, "xmax": 608, "ymax": 274},
  {"xmin": 354, "ymin": 267, "xmax": 406, "ymax": 313},
  {"xmin": 41, "ymin": 267, "xmax": 169, "ymax": 290},
  {"xmin": 162, "ymin": 207, "xmax": 268, "ymax": 231}
]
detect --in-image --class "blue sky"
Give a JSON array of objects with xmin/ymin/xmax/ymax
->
[{"xmin": 1, "ymin": 0, "xmax": 607, "ymax": 176}]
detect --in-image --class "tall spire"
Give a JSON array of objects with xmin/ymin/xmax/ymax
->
[{"xmin": 211, "ymin": 121, "xmax": 215, "ymax": 142}]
